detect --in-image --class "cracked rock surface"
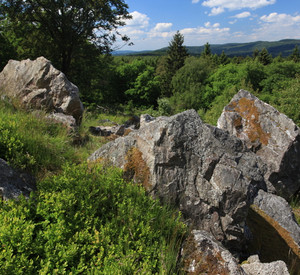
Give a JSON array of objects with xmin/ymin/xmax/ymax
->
[
  {"xmin": 89, "ymin": 109, "xmax": 267, "ymax": 252},
  {"xmin": 218, "ymin": 89, "xmax": 300, "ymax": 199}
]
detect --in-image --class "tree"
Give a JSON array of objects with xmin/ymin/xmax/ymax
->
[
  {"xmin": 0, "ymin": 0, "xmax": 131, "ymax": 74},
  {"xmin": 219, "ymin": 50, "xmax": 229, "ymax": 65},
  {"xmin": 0, "ymin": 32, "xmax": 16, "ymax": 70},
  {"xmin": 253, "ymin": 48, "xmax": 260, "ymax": 60},
  {"xmin": 258, "ymin": 48, "xmax": 272, "ymax": 65},
  {"xmin": 116, "ymin": 59, "xmax": 160, "ymax": 107},
  {"xmin": 157, "ymin": 31, "xmax": 188, "ymax": 97},
  {"xmin": 201, "ymin": 42, "xmax": 212, "ymax": 57},
  {"xmin": 290, "ymin": 45, "xmax": 300, "ymax": 63},
  {"xmin": 167, "ymin": 31, "xmax": 189, "ymax": 74}
]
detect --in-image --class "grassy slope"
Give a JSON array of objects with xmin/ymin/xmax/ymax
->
[{"xmin": 0, "ymin": 100, "xmax": 186, "ymax": 273}]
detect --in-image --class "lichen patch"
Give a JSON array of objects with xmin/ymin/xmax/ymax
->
[
  {"xmin": 124, "ymin": 147, "xmax": 151, "ymax": 190},
  {"xmin": 228, "ymin": 98, "xmax": 270, "ymax": 146}
]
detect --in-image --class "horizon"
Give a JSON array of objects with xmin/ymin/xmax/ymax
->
[
  {"xmin": 116, "ymin": 0, "xmax": 300, "ymax": 51},
  {"xmin": 112, "ymin": 38, "xmax": 300, "ymax": 54}
]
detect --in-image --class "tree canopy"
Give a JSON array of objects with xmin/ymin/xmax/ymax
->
[{"xmin": 0, "ymin": 0, "xmax": 131, "ymax": 73}]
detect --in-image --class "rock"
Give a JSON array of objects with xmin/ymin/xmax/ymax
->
[
  {"xmin": 89, "ymin": 125, "xmax": 126, "ymax": 137},
  {"xmin": 47, "ymin": 113, "xmax": 77, "ymax": 129},
  {"xmin": 246, "ymin": 190, "xmax": 300, "ymax": 272},
  {"xmin": 181, "ymin": 230, "xmax": 246, "ymax": 274},
  {"xmin": 89, "ymin": 110, "xmax": 267, "ymax": 252},
  {"xmin": 140, "ymin": 114, "xmax": 155, "ymax": 128},
  {"xmin": 254, "ymin": 190, "xmax": 300, "ymax": 245},
  {"xmin": 242, "ymin": 255, "xmax": 289, "ymax": 275},
  {"xmin": 0, "ymin": 158, "xmax": 36, "ymax": 200},
  {"xmin": 217, "ymin": 89, "xmax": 300, "ymax": 199},
  {"xmin": 89, "ymin": 126, "xmax": 102, "ymax": 136},
  {"xmin": 0, "ymin": 57, "xmax": 84, "ymax": 124},
  {"xmin": 124, "ymin": 115, "xmax": 140, "ymax": 129}
]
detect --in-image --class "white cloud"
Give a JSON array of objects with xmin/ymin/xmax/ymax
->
[
  {"xmin": 260, "ymin": 12, "xmax": 300, "ymax": 25},
  {"xmin": 192, "ymin": 0, "xmax": 200, "ymax": 3},
  {"xmin": 123, "ymin": 11, "xmax": 149, "ymax": 28},
  {"xmin": 233, "ymin": 11, "xmax": 251, "ymax": 18},
  {"xmin": 229, "ymin": 19, "xmax": 238, "ymax": 24},
  {"xmin": 180, "ymin": 22, "xmax": 230, "ymax": 45},
  {"xmin": 210, "ymin": 7, "xmax": 225, "ymax": 16},
  {"xmin": 240, "ymin": 12, "xmax": 300, "ymax": 42},
  {"xmin": 202, "ymin": 0, "xmax": 276, "ymax": 15},
  {"xmin": 153, "ymin": 23, "xmax": 173, "ymax": 32}
]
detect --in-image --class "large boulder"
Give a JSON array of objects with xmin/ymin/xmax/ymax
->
[
  {"xmin": 217, "ymin": 89, "xmax": 300, "ymax": 199},
  {"xmin": 0, "ymin": 57, "xmax": 84, "ymax": 124},
  {"xmin": 0, "ymin": 158, "xmax": 36, "ymax": 200},
  {"xmin": 89, "ymin": 110, "xmax": 267, "ymax": 252}
]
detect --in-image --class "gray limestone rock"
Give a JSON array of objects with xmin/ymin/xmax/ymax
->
[
  {"xmin": 217, "ymin": 89, "xmax": 300, "ymax": 199},
  {"xmin": 89, "ymin": 110, "xmax": 267, "ymax": 252},
  {"xmin": 47, "ymin": 113, "xmax": 77, "ymax": 129},
  {"xmin": 246, "ymin": 189, "xmax": 300, "ymax": 272},
  {"xmin": 0, "ymin": 158, "xmax": 36, "ymax": 200},
  {"xmin": 253, "ymin": 189, "xmax": 300, "ymax": 246},
  {"xmin": 0, "ymin": 57, "xmax": 84, "ymax": 124},
  {"xmin": 242, "ymin": 255, "xmax": 289, "ymax": 275},
  {"xmin": 181, "ymin": 230, "xmax": 246, "ymax": 274}
]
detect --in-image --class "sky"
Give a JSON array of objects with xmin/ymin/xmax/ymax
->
[{"xmin": 116, "ymin": 0, "xmax": 300, "ymax": 51}]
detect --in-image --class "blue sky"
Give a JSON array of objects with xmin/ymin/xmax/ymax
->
[{"xmin": 117, "ymin": 0, "xmax": 300, "ymax": 51}]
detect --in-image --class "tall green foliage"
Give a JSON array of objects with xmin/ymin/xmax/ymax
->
[
  {"xmin": 170, "ymin": 57, "xmax": 214, "ymax": 112},
  {"xmin": 115, "ymin": 59, "xmax": 161, "ymax": 107},
  {"xmin": 201, "ymin": 42, "xmax": 212, "ymax": 57},
  {"xmin": 258, "ymin": 48, "xmax": 273, "ymax": 65},
  {"xmin": 290, "ymin": 45, "xmax": 300, "ymax": 63},
  {"xmin": 157, "ymin": 31, "xmax": 188, "ymax": 97}
]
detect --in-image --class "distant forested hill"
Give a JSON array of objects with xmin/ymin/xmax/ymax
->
[{"xmin": 113, "ymin": 39, "xmax": 300, "ymax": 57}]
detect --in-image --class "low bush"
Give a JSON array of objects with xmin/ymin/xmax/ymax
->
[{"xmin": 0, "ymin": 163, "xmax": 186, "ymax": 274}]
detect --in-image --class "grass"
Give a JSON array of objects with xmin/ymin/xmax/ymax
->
[
  {"xmin": 290, "ymin": 195, "xmax": 300, "ymax": 225},
  {"xmin": 0, "ymin": 98, "xmax": 132, "ymax": 178}
]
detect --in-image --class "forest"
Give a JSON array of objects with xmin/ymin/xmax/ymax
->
[
  {"xmin": 2, "ymin": 31, "xmax": 299, "ymax": 126},
  {"xmin": 0, "ymin": 0, "xmax": 299, "ymax": 126},
  {"xmin": 0, "ymin": 1, "xmax": 300, "ymax": 273}
]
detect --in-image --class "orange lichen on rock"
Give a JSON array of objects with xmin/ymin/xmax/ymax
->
[
  {"xmin": 124, "ymin": 147, "xmax": 151, "ymax": 190},
  {"xmin": 228, "ymin": 97, "xmax": 270, "ymax": 146},
  {"xmin": 182, "ymin": 234, "xmax": 230, "ymax": 275}
]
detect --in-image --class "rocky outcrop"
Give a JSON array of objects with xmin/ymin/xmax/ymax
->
[
  {"xmin": 0, "ymin": 158, "xmax": 36, "ymax": 200},
  {"xmin": 217, "ymin": 89, "xmax": 300, "ymax": 199},
  {"xmin": 0, "ymin": 57, "xmax": 84, "ymax": 124},
  {"xmin": 242, "ymin": 255, "xmax": 289, "ymax": 275},
  {"xmin": 181, "ymin": 230, "xmax": 246, "ymax": 274},
  {"xmin": 89, "ymin": 109, "xmax": 267, "ymax": 252}
]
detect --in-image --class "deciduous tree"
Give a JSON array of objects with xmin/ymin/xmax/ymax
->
[{"xmin": 0, "ymin": 0, "xmax": 131, "ymax": 74}]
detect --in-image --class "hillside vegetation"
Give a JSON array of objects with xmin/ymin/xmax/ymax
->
[
  {"xmin": 1, "ymin": 17, "xmax": 300, "ymax": 272},
  {"xmin": 114, "ymin": 39, "xmax": 300, "ymax": 57},
  {"xmin": 0, "ymin": 99, "xmax": 187, "ymax": 274}
]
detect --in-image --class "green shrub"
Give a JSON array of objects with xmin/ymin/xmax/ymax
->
[{"xmin": 0, "ymin": 163, "xmax": 186, "ymax": 274}]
